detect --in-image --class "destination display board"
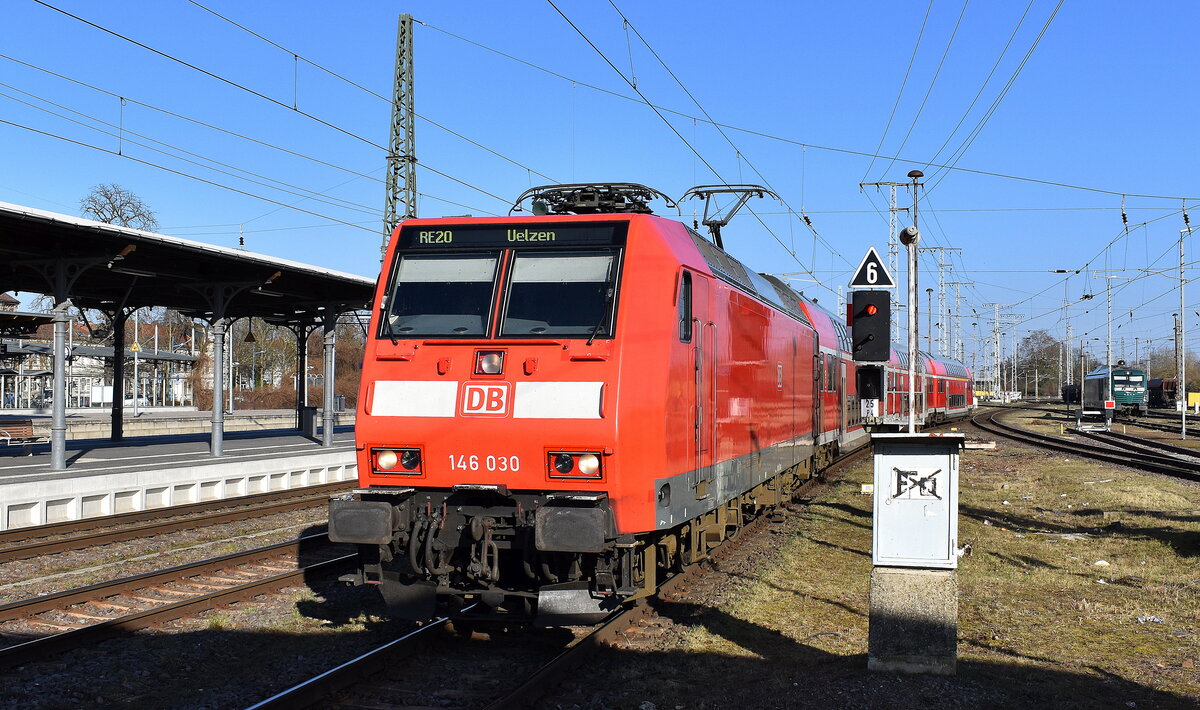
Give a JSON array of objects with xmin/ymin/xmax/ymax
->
[{"xmin": 397, "ymin": 222, "xmax": 627, "ymax": 249}]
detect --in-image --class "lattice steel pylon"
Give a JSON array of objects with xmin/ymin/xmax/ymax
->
[{"xmin": 382, "ymin": 13, "xmax": 416, "ymax": 259}]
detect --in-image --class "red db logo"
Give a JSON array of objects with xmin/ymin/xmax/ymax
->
[{"xmin": 461, "ymin": 382, "xmax": 511, "ymax": 417}]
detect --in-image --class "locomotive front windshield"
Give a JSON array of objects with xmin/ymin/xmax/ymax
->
[
  {"xmin": 385, "ymin": 253, "xmax": 500, "ymax": 336},
  {"xmin": 502, "ymin": 251, "xmax": 615, "ymax": 336},
  {"xmin": 380, "ymin": 226, "xmax": 624, "ymax": 340}
]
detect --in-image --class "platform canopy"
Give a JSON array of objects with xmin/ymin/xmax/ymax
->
[
  {"xmin": 0, "ymin": 310, "xmax": 54, "ymax": 337},
  {"xmin": 0, "ymin": 199, "xmax": 378, "ymax": 469},
  {"xmin": 0, "ymin": 201, "xmax": 376, "ymax": 323}
]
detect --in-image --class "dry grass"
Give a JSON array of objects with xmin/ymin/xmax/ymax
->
[{"xmin": 667, "ymin": 441, "xmax": 1199, "ymax": 708}]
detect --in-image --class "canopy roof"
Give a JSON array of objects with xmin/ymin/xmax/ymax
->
[
  {"xmin": 0, "ymin": 310, "xmax": 55, "ymax": 337},
  {"xmin": 0, "ymin": 201, "xmax": 377, "ymax": 324}
]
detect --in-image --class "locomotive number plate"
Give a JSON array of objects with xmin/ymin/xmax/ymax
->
[{"xmin": 448, "ymin": 454, "xmax": 521, "ymax": 472}]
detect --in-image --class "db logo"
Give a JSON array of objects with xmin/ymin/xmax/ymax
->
[{"xmin": 461, "ymin": 382, "xmax": 511, "ymax": 417}]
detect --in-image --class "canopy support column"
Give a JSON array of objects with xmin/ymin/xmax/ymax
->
[
  {"xmin": 211, "ymin": 318, "xmax": 226, "ymax": 457},
  {"xmin": 322, "ymin": 312, "xmax": 337, "ymax": 447},
  {"xmin": 20, "ymin": 256, "xmax": 104, "ymax": 470},
  {"xmin": 187, "ymin": 280, "xmax": 264, "ymax": 458},
  {"xmin": 108, "ymin": 309, "xmax": 132, "ymax": 441},
  {"xmin": 50, "ymin": 301, "xmax": 69, "ymax": 470},
  {"xmin": 289, "ymin": 323, "xmax": 317, "ymax": 434}
]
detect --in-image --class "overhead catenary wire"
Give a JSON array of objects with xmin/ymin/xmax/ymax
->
[
  {"xmin": 418, "ymin": 17, "xmax": 1197, "ymax": 202},
  {"xmin": 28, "ymin": 0, "xmax": 518, "ymax": 207},
  {"xmin": 547, "ymin": 0, "xmax": 834, "ymax": 298},
  {"xmin": 0, "ymin": 86, "xmax": 385, "ymax": 217},
  {"xmin": 183, "ymin": 0, "xmax": 559, "ymax": 184},
  {"xmin": 922, "ymin": 0, "xmax": 1035, "ymax": 170},
  {"xmin": 860, "ymin": 0, "xmax": 933, "ymax": 183},
  {"xmin": 875, "ymin": 0, "xmax": 971, "ymax": 181},
  {"xmin": 0, "ymin": 117, "xmax": 379, "ymax": 234},
  {"xmin": 925, "ymin": 0, "xmax": 1066, "ymax": 194},
  {"xmin": 0, "ymin": 52, "xmax": 386, "ymax": 186},
  {"xmin": 30, "ymin": 0, "xmax": 384, "ymax": 151},
  {"xmin": 605, "ymin": 0, "xmax": 848, "ymax": 265}
]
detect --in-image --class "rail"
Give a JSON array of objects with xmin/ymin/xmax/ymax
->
[
  {"xmin": 971, "ymin": 409, "xmax": 1200, "ymax": 483},
  {"xmin": 0, "ymin": 540, "xmax": 352, "ymax": 670}
]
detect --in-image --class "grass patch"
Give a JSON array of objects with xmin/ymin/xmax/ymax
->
[{"xmin": 670, "ymin": 444, "xmax": 1199, "ymax": 707}]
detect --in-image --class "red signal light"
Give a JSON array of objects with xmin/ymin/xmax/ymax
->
[{"xmin": 865, "ymin": 304, "xmax": 879, "ymax": 316}]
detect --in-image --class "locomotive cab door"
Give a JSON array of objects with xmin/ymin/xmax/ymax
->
[{"xmin": 686, "ymin": 272, "xmax": 716, "ymax": 500}]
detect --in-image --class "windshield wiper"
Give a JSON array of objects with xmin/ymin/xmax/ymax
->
[
  {"xmin": 382, "ymin": 307, "xmax": 398, "ymax": 345},
  {"xmin": 586, "ymin": 285, "xmax": 614, "ymax": 346}
]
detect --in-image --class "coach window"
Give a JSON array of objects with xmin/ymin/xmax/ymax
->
[
  {"xmin": 501, "ymin": 250, "xmax": 618, "ymax": 337},
  {"xmin": 679, "ymin": 271, "xmax": 693, "ymax": 342},
  {"xmin": 383, "ymin": 253, "xmax": 499, "ymax": 337}
]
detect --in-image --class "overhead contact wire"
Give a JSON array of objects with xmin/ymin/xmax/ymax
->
[
  {"xmin": 420, "ymin": 18, "xmax": 1196, "ymax": 202},
  {"xmin": 0, "ymin": 117, "xmax": 378, "ymax": 233}
]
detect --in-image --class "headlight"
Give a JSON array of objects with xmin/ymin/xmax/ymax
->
[
  {"xmin": 577, "ymin": 453, "xmax": 600, "ymax": 476},
  {"xmin": 475, "ymin": 350, "xmax": 505, "ymax": 375},
  {"xmin": 375, "ymin": 449, "xmax": 398, "ymax": 470}
]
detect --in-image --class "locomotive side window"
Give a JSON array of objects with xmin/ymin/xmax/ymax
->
[
  {"xmin": 384, "ymin": 253, "xmax": 499, "ymax": 337},
  {"xmin": 501, "ymin": 250, "xmax": 619, "ymax": 337},
  {"xmin": 679, "ymin": 271, "xmax": 693, "ymax": 342}
]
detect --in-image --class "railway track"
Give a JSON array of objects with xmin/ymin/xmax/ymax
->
[
  {"xmin": 241, "ymin": 454, "xmax": 845, "ymax": 710},
  {"xmin": 971, "ymin": 409, "xmax": 1200, "ymax": 483},
  {"xmin": 0, "ymin": 531, "xmax": 354, "ymax": 670},
  {"xmin": 0, "ymin": 481, "xmax": 349, "ymax": 563}
]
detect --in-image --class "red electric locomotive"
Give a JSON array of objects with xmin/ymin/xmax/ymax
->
[{"xmin": 329, "ymin": 183, "xmax": 969, "ymax": 624}]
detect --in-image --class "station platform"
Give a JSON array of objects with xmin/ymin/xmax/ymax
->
[
  {"xmin": 2, "ymin": 408, "xmax": 353, "ymax": 440},
  {"xmin": 1, "ymin": 424, "xmax": 358, "ymax": 531}
]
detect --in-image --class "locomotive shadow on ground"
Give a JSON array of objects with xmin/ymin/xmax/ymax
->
[
  {"xmin": 591, "ymin": 600, "xmax": 1199, "ymax": 710},
  {"xmin": 4, "ymin": 595, "xmax": 1193, "ymax": 708},
  {"xmin": 294, "ymin": 522, "xmax": 393, "ymax": 628},
  {"xmin": 959, "ymin": 504, "xmax": 1199, "ymax": 558},
  {"xmin": 701, "ymin": 564, "xmax": 869, "ymax": 619}
]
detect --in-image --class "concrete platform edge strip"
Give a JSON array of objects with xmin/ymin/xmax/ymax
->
[{"xmin": 1, "ymin": 450, "xmax": 356, "ymax": 530}]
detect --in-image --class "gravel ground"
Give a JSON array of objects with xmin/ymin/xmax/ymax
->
[
  {"xmin": 0, "ymin": 577, "xmax": 398, "ymax": 709},
  {"xmin": 0, "ymin": 507, "xmax": 329, "ymax": 604}
]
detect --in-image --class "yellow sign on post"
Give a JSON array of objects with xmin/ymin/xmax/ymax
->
[{"xmin": 130, "ymin": 342, "xmax": 141, "ymax": 353}]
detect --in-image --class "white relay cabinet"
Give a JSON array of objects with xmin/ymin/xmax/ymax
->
[{"xmin": 871, "ymin": 433, "xmax": 963, "ymax": 569}]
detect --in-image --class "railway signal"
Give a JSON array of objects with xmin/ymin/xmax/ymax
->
[{"xmin": 851, "ymin": 290, "xmax": 891, "ymax": 361}]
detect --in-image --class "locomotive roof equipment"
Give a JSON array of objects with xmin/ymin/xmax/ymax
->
[
  {"xmin": 511, "ymin": 182, "xmax": 675, "ymax": 216},
  {"xmin": 679, "ymin": 184, "xmax": 779, "ymax": 249}
]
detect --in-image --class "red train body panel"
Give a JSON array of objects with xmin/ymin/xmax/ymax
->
[{"xmin": 330, "ymin": 190, "xmax": 973, "ymax": 624}]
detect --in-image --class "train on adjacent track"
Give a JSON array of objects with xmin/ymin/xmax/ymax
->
[
  {"xmin": 329, "ymin": 183, "xmax": 975, "ymax": 624},
  {"xmin": 1080, "ymin": 362, "xmax": 1148, "ymax": 417},
  {"xmin": 1148, "ymin": 377, "xmax": 1178, "ymax": 409}
]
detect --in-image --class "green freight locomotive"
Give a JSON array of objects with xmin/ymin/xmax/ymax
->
[{"xmin": 1082, "ymin": 362, "xmax": 1148, "ymax": 417}]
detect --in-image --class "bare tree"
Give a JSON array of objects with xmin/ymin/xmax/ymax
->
[{"xmin": 79, "ymin": 183, "xmax": 159, "ymax": 231}]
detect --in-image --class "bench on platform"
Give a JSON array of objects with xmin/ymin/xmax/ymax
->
[{"xmin": 0, "ymin": 418, "xmax": 47, "ymax": 455}]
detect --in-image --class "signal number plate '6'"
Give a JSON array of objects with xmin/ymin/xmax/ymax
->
[{"xmin": 448, "ymin": 454, "xmax": 521, "ymax": 472}]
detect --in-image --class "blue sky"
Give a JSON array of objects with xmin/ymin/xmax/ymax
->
[{"xmin": 2, "ymin": 1, "xmax": 1198, "ymax": 376}]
